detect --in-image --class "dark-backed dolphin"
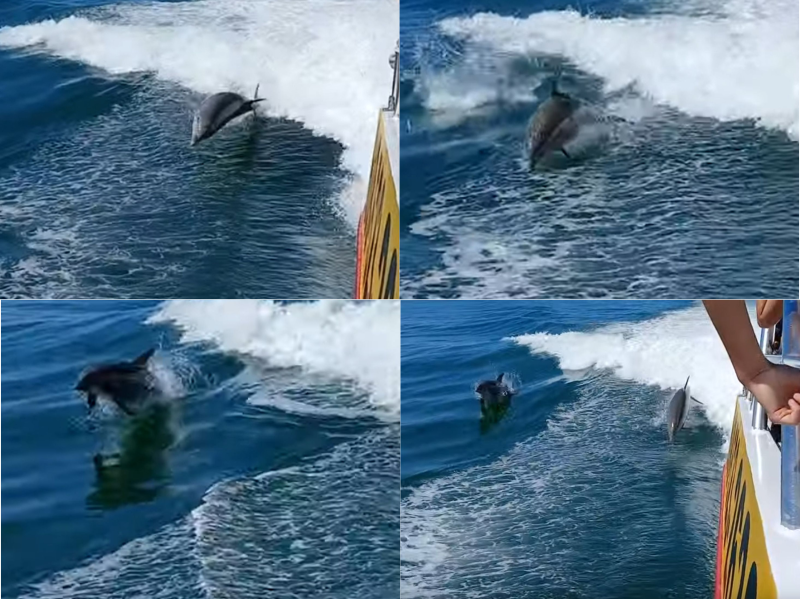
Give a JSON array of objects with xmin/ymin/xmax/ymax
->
[
  {"xmin": 191, "ymin": 84, "xmax": 264, "ymax": 146},
  {"xmin": 667, "ymin": 377, "xmax": 702, "ymax": 441},
  {"xmin": 528, "ymin": 80, "xmax": 579, "ymax": 167},
  {"xmin": 476, "ymin": 373, "xmax": 513, "ymax": 411},
  {"xmin": 76, "ymin": 348, "xmax": 157, "ymax": 415}
]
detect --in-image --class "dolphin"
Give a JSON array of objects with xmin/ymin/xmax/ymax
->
[
  {"xmin": 667, "ymin": 377, "xmax": 702, "ymax": 441},
  {"xmin": 75, "ymin": 348, "xmax": 157, "ymax": 416},
  {"xmin": 191, "ymin": 84, "xmax": 264, "ymax": 146},
  {"xmin": 527, "ymin": 79, "xmax": 580, "ymax": 167},
  {"xmin": 475, "ymin": 373, "xmax": 514, "ymax": 412}
]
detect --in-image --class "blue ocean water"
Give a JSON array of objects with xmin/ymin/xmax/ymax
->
[
  {"xmin": 1, "ymin": 299, "xmax": 400, "ymax": 598},
  {"xmin": 401, "ymin": 300, "xmax": 748, "ymax": 598},
  {"xmin": 399, "ymin": 0, "xmax": 799, "ymax": 298},
  {"xmin": 0, "ymin": 0, "xmax": 397, "ymax": 298}
]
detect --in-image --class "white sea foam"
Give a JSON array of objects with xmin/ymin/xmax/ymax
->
[
  {"xmin": 20, "ymin": 430, "xmax": 398, "ymax": 599},
  {"xmin": 16, "ymin": 519, "xmax": 202, "ymax": 599},
  {"xmin": 0, "ymin": 0, "xmax": 398, "ymax": 224},
  {"xmin": 434, "ymin": 0, "xmax": 798, "ymax": 139},
  {"xmin": 510, "ymin": 302, "xmax": 757, "ymax": 437},
  {"xmin": 147, "ymin": 300, "xmax": 400, "ymax": 416}
]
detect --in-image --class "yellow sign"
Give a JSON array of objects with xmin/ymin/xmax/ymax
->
[
  {"xmin": 719, "ymin": 402, "xmax": 777, "ymax": 599},
  {"xmin": 355, "ymin": 112, "xmax": 399, "ymax": 299}
]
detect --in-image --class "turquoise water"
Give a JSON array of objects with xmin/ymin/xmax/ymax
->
[
  {"xmin": 401, "ymin": 300, "xmax": 740, "ymax": 598},
  {"xmin": 2, "ymin": 299, "xmax": 400, "ymax": 598}
]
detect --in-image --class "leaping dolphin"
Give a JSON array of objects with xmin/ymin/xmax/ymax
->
[
  {"xmin": 667, "ymin": 377, "xmax": 702, "ymax": 441},
  {"xmin": 527, "ymin": 79, "xmax": 579, "ymax": 167},
  {"xmin": 191, "ymin": 84, "xmax": 264, "ymax": 146},
  {"xmin": 475, "ymin": 373, "xmax": 514, "ymax": 411},
  {"xmin": 76, "ymin": 348, "xmax": 157, "ymax": 416}
]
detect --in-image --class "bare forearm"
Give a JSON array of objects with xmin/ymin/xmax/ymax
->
[{"xmin": 703, "ymin": 300, "xmax": 770, "ymax": 385}]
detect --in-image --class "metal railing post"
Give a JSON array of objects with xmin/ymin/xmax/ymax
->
[
  {"xmin": 388, "ymin": 43, "xmax": 399, "ymax": 115},
  {"xmin": 780, "ymin": 300, "xmax": 800, "ymax": 529},
  {"xmin": 782, "ymin": 424, "xmax": 800, "ymax": 529}
]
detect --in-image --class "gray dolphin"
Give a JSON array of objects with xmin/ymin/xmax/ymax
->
[
  {"xmin": 76, "ymin": 348, "xmax": 157, "ymax": 415},
  {"xmin": 475, "ymin": 373, "xmax": 514, "ymax": 413},
  {"xmin": 667, "ymin": 377, "xmax": 702, "ymax": 441},
  {"xmin": 527, "ymin": 79, "xmax": 580, "ymax": 167},
  {"xmin": 191, "ymin": 84, "xmax": 264, "ymax": 146}
]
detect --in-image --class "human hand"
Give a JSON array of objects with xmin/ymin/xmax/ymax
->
[{"xmin": 745, "ymin": 363, "xmax": 800, "ymax": 426}]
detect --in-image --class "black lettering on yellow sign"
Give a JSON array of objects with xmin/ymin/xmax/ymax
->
[
  {"xmin": 384, "ymin": 246, "xmax": 397, "ymax": 299},
  {"xmin": 357, "ymin": 113, "xmax": 399, "ymax": 299},
  {"xmin": 719, "ymin": 403, "xmax": 776, "ymax": 599}
]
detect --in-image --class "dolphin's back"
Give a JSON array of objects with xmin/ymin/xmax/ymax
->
[
  {"xmin": 193, "ymin": 92, "xmax": 252, "ymax": 143},
  {"xmin": 90, "ymin": 360, "xmax": 153, "ymax": 396},
  {"xmin": 667, "ymin": 389, "xmax": 688, "ymax": 439},
  {"xmin": 199, "ymin": 93, "xmax": 247, "ymax": 123},
  {"xmin": 529, "ymin": 95, "xmax": 577, "ymax": 162}
]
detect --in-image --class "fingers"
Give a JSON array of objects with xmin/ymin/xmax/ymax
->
[{"xmin": 774, "ymin": 397, "xmax": 800, "ymax": 426}]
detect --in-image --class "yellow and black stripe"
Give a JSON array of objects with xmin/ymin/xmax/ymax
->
[
  {"xmin": 355, "ymin": 111, "xmax": 399, "ymax": 299},
  {"xmin": 718, "ymin": 401, "xmax": 777, "ymax": 599}
]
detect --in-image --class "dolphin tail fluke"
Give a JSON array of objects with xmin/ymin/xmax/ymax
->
[
  {"xmin": 133, "ymin": 348, "xmax": 156, "ymax": 366},
  {"xmin": 253, "ymin": 84, "xmax": 265, "ymax": 103},
  {"xmin": 249, "ymin": 84, "xmax": 265, "ymax": 116}
]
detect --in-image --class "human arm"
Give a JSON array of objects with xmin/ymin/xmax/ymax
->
[
  {"xmin": 703, "ymin": 300, "xmax": 800, "ymax": 426},
  {"xmin": 755, "ymin": 300, "xmax": 783, "ymax": 329}
]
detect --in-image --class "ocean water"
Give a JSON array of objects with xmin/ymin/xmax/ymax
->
[
  {"xmin": 400, "ymin": 300, "xmax": 757, "ymax": 598},
  {"xmin": 399, "ymin": 0, "xmax": 799, "ymax": 298},
  {"xmin": 1, "ymin": 299, "xmax": 400, "ymax": 598},
  {"xmin": 0, "ymin": 0, "xmax": 397, "ymax": 298}
]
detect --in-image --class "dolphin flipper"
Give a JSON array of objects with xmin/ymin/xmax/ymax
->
[
  {"xmin": 691, "ymin": 398, "xmax": 703, "ymax": 405},
  {"xmin": 561, "ymin": 148, "xmax": 571, "ymax": 159},
  {"xmin": 133, "ymin": 348, "xmax": 155, "ymax": 366}
]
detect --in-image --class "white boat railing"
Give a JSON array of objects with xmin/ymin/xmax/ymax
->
[{"xmin": 749, "ymin": 301, "xmax": 800, "ymax": 530}]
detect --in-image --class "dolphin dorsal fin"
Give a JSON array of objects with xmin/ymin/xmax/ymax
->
[
  {"xmin": 497, "ymin": 373, "xmax": 504, "ymax": 383},
  {"xmin": 683, "ymin": 376, "xmax": 690, "ymax": 391},
  {"xmin": 254, "ymin": 83, "xmax": 261, "ymax": 100},
  {"xmin": 133, "ymin": 348, "xmax": 156, "ymax": 366}
]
